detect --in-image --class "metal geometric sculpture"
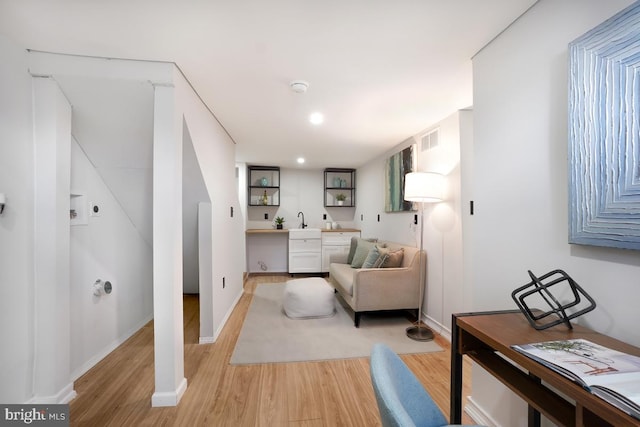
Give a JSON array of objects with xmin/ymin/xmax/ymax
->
[{"xmin": 511, "ymin": 269, "xmax": 596, "ymax": 330}]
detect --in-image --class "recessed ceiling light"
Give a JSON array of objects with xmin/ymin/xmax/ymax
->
[
  {"xmin": 309, "ymin": 112, "xmax": 324, "ymax": 125},
  {"xmin": 297, "ymin": 157, "xmax": 305, "ymax": 164}
]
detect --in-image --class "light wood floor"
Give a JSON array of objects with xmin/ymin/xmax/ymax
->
[{"xmin": 69, "ymin": 274, "xmax": 474, "ymax": 426}]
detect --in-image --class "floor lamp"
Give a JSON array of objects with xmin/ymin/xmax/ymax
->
[{"xmin": 404, "ymin": 172, "xmax": 443, "ymax": 341}]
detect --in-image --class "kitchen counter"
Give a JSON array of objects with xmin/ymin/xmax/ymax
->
[
  {"xmin": 245, "ymin": 228, "xmax": 361, "ymax": 274},
  {"xmin": 246, "ymin": 228, "xmax": 360, "ymax": 234},
  {"xmin": 245, "ymin": 229, "xmax": 289, "ymax": 234}
]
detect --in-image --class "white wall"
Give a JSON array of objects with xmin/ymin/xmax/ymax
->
[
  {"xmin": 0, "ymin": 35, "xmax": 36, "ymax": 403},
  {"xmin": 246, "ymin": 234, "xmax": 289, "ymax": 273},
  {"xmin": 470, "ymin": 1, "xmax": 637, "ymax": 425},
  {"xmin": 356, "ymin": 147, "xmax": 417, "ymax": 245},
  {"xmin": 356, "ymin": 110, "xmax": 470, "ymax": 336},
  {"xmin": 174, "ymin": 70, "xmax": 244, "ymax": 342},
  {"xmin": 32, "ymin": 76, "xmax": 74, "ymax": 403},
  {"xmin": 244, "ymin": 167, "xmax": 357, "ymax": 230},
  {"xmin": 69, "ymin": 137, "xmax": 153, "ymax": 380},
  {"xmin": 243, "ymin": 167, "xmax": 358, "ymax": 272},
  {"xmin": 197, "ymin": 202, "xmax": 213, "ymax": 340},
  {"xmin": 421, "ymin": 112, "xmax": 470, "ymax": 336},
  {"xmin": 182, "ymin": 125, "xmax": 210, "ymax": 294},
  {"xmin": 0, "ymin": 38, "xmax": 158, "ymax": 403},
  {"xmin": 0, "ymin": 37, "xmax": 239, "ymax": 406}
]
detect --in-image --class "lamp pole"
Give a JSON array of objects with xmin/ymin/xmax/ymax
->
[
  {"xmin": 406, "ymin": 200, "xmax": 434, "ymax": 341},
  {"xmin": 403, "ymin": 171, "xmax": 443, "ymax": 341}
]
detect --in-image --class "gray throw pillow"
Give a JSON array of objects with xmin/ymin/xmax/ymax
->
[
  {"xmin": 347, "ymin": 237, "xmax": 378, "ymax": 265},
  {"xmin": 351, "ymin": 239, "xmax": 376, "ymax": 268},
  {"xmin": 361, "ymin": 245, "xmax": 381, "ymax": 268},
  {"xmin": 372, "ymin": 252, "xmax": 388, "ymax": 268},
  {"xmin": 346, "ymin": 236, "xmax": 359, "ymax": 264}
]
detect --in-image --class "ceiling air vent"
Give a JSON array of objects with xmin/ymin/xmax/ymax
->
[{"xmin": 421, "ymin": 128, "xmax": 439, "ymax": 151}]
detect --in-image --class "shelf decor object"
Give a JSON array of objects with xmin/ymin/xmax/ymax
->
[
  {"xmin": 403, "ymin": 171, "xmax": 443, "ymax": 341},
  {"xmin": 247, "ymin": 165, "xmax": 280, "ymax": 207},
  {"xmin": 568, "ymin": 3, "xmax": 640, "ymax": 250},
  {"xmin": 274, "ymin": 216, "xmax": 285, "ymax": 229},
  {"xmin": 511, "ymin": 269, "xmax": 596, "ymax": 331},
  {"xmin": 324, "ymin": 168, "xmax": 355, "ymax": 207}
]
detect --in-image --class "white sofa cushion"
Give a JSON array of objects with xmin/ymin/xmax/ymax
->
[{"xmin": 330, "ymin": 263, "xmax": 357, "ymax": 295}]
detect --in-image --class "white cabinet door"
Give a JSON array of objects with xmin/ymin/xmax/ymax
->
[
  {"xmin": 321, "ymin": 231, "xmax": 360, "ymax": 272},
  {"xmin": 289, "ymin": 251, "xmax": 322, "ymax": 273},
  {"xmin": 321, "ymin": 231, "xmax": 360, "ymax": 246},
  {"xmin": 289, "ymin": 237, "xmax": 322, "ymax": 273},
  {"xmin": 321, "ymin": 245, "xmax": 350, "ymax": 272},
  {"xmin": 289, "ymin": 239, "xmax": 322, "ymax": 252}
]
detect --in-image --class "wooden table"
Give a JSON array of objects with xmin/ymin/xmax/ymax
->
[{"xmin": 450, "ymin": 310, "xmax": 640, "ymax": 427}]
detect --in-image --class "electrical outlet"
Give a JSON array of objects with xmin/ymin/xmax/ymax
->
[
  {"xmin": 323, "ymin": 213, "xmax": 327, "ymax": 220},
  {"xmin": 264, "ymin": 213, "xmax": 268, "ymax": 220}
]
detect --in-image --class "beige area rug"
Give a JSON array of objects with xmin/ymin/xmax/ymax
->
[{"xmin": 230, "ymin": 282, "xmax": 442, "ymax": 365}]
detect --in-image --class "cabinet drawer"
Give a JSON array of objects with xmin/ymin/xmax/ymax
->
[
  {"xmin": 321, "ymin": 231, "xmax": 360, "ymax": 245},
  {"xmin": 289, "ymin": 252, "xmax": 322, "ymax": 273},
  {"xmin": 289, "ymin": 238, "xmax": 321, "ymax": 252}
]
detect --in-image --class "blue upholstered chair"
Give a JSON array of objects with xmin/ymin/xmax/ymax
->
[{"xmin": 370, "ymin": 343, "xmax": 483, "ymax": 427}]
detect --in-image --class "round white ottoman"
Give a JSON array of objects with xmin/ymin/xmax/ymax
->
[{"xmin": 283, "ymin": 277, "xmax": 336, "ymax": 319}]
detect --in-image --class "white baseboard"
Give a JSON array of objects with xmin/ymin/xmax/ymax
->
[
  {"xmin": 70, "ymin": 313, "xmax": 153, "ymax": 382},
  {"xmin": 27, "ymin": 382, "xmax": 77, "ymax": 404},
  {"xmin": 200, "ymin": 287, "xmax": 243, "ymax": 344},
  {"xmin": 423, "ymin": 314, "xmax": 452, "ymax": 342},
  {"xmin": 151, "ymin": 377, "xmax": 188, "ymax": 407},
  {"xmin": 59, "ymin": 384, "xmax": 77, "ymax": 404},
  {"xmin": 212, "ymin": 288, "xmax": 243, "ymax": 341},
  {"xmin": 465, "ymin": 395, "xmax": 500, "ymax": 427}
]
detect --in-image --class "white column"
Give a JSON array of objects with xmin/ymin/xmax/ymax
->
[
  {"xmin": 198, "ymin": 202, "xmax": 214, "ymax": 343},
  {"xmin": 151, "ymin": 84, "xmax": 187, "ymax": 407},
  {"xmin": 32, "ymin": 76, "xmax": 76, "ymax": 403}
]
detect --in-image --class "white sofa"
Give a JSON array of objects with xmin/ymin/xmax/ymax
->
[{"xmin": 327, "ymin": 240, "xmax": 425, "ymax": 327}]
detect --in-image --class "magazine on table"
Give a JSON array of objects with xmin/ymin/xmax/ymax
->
[{"xmin": 511, "ymin": 338, "xmax": 640, "ymax": 420}]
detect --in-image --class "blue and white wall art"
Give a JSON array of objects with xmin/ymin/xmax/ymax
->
[{"xmin": 568, "ymin": 2, "xmax": 640, "ymax": 250}]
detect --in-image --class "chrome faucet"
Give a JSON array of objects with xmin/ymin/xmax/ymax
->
[{"xmin": 297, "ymin": 211, "xmax": 307, "ymax": 229}]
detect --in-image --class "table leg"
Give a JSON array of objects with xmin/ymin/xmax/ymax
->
[
  {"xmin": 450, "ymin": 313, "xmax": 463, "ymax": 424},
  {"xmin": 528, "ymin": 373, "xmax": 541, "ymax": 427}
]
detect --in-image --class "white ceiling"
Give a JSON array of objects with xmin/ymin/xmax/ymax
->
[{"xmin": 1, "ymin": 0, "xmax": 537, "ymax": 169}]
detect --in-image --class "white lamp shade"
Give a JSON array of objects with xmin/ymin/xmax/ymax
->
[{"xmin": 404, "ymin": 172, "xmax": 444, "ymax": 203}]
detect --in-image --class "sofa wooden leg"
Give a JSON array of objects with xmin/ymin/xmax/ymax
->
[{"xmin": 354, "ymin": 312, "xmax": 361, "ymax": 328}]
